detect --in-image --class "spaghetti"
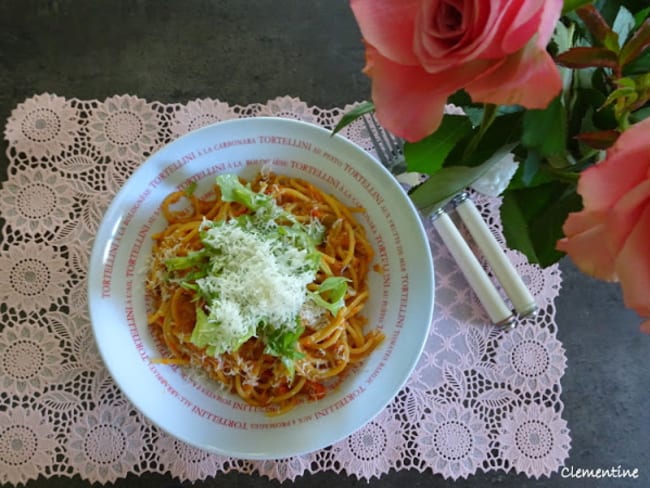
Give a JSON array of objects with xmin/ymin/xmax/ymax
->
[{"xmin": 146, "ymin": 171, "xmax": 384, "ymax": 414}]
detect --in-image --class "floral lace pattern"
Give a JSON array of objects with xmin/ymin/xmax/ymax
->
[{"xmin": 0, "ymin": 94, "xmax": 569, "ymax": 484}]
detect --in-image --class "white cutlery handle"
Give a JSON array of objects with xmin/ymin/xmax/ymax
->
[
  {"xmin": 431, "ymin": 209, "xmax": 514, "ymax": 327},
  {"xmin": 452, "ymin": 193, "xmax": 537, "ymax": 318}
]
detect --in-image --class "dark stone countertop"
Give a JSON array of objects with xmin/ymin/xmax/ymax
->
[{"xmin": 0, "ymin": 1, "xmax": 648, "ymax": 487}]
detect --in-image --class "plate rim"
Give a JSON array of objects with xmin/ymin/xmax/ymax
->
[{"xmin": 87, "ymin": 116, "xmax": 435, "ymax": 458}]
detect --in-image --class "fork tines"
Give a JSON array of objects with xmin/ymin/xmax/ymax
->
[{"xmin": 362, "ymin": 113, "xmax": 404, "ymax": 171}]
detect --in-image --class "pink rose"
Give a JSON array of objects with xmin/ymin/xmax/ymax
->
[
  {"xmin": 557, "ymin": 117, "xmax": 650, "ymax": 333},
  {"xmin": 350, "ymin": 0, "xmax": 563, "ymax": 141}
]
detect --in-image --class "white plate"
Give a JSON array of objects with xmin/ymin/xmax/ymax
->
[{"xmin": 88, "ymin": 117, "xmax": 434, "ymax": 459}]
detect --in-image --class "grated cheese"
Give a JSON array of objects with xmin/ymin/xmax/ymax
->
[
  {"xmin": 299, "ymin": 300, "xmax": 328, "ymax": 330},
  {"xmin": 194, "ymin": 219, "xmax": 316, "ymax": 354}
]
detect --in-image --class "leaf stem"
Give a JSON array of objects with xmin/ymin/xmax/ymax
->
[
  {"xmin": 540, "ymin": 165, "xmax": 581, "ymax": 184},
  {"xmin": 461, "ymin": 104, "xmax": 498, "ymax": 163},
  {"xmin": 573, "ymin": 148, "xmax": 602, "ymax": 169}
]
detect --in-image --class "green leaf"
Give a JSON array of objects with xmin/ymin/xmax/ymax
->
[
  {"xmin": 623, "ymin": 44, "xmax": 650, "ymax": 74},
  {"xmin": 563, "ymin": 0, "xmax": 594, "ymax": 14},
  {"xmin": 331, "ymin": 101, "xmax": 374, "ymax": 135},
  {"xmin": 574, "ymin": 129, "xmax": 621, "ymax": 149},
  {"xmin": 521, "ymin": 152, "xmax": 541, "ymax": 187},
  {"xmin": 409, "ymin": 111, "xmax": 524, "ymax": 212},
  {"xmin": 567, "ymin": 79, "xmax": 617, "ymax": 135},
  {"xmin": 577, "ymin": 4, "xmax": 621, "ymax": 52},
  {"xmin": 635, "ymin": 7, "xmax": 650, "ymax": 28},
  {"xmin": 522, "ymin": 97, "xmax": 568, "ymax": 157},
  {"xmin": 630, "ymin": 105, "xmax": 650, "ymax": 122},
  {"xmin": 620, "ymin": 19, "xmax": 650, "ymax": 66},
  {"xmin": 462, "ymin": 106, "xmax": 485, "ymax": 127},
  {"xmin": 507, "ymin": 151, "xmax": 555, "ymax": 189},
  {"xmin": 598, "ymin": 1, "xmax": 625, "ymax": 27},
  {"xmin": 602, "ymin": 79, "xmax": 638, "ymax": 111},
  {"xmin": 409, "ymin": 144, "xmax": 516, "ymax": 214},
  {"xmin": 565, "ymin": 85, "xmax": 606, "ymax": 156},
  {"xmin": 556, "ymin": 46, "xmax": 620, "ymax": 69},
  {"xmin": 447, "ymin": 111, "xmax": 524, "ymax": 168},
  {"xmin": 403, "ymin": 115, "xmax": 472, "ymax": 174},
  {"xmin": 500, "ymin": 183, "xmax": 583, "ymax": 267}
]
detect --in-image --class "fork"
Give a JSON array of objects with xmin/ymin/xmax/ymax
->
[
  {"xmin": 362, "ymin": 114, "xmax": 407, "ymax": 175},
  {"xmin": 363, "ymin": 113, "xmax": 537, "ymax": 326}
]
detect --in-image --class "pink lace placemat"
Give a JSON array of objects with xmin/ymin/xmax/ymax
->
[{"xmin": 0, "ymin": 94, "xmax": 570, "ymax": 484}]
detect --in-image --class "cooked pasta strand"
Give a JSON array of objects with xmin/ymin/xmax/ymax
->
[{"xmin": 146, "ymin": 172, "xmax": 384, "ymax": 414}]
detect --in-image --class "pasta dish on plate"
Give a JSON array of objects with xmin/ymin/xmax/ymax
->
[{"xmin": 145, "ymin": 170, "xmax": 384, "ymax": 414}]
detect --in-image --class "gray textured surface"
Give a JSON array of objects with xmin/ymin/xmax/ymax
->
[{"xmin": 0, "ymin": 1, "xmax": 648, "ymax": 486}]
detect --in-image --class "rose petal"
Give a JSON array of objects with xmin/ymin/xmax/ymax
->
[
  {"xmin": 560, "ymin": 208, "xmax": 608, "ymax": 238},
  {"xmin": 351, "ymin": 0, "xmax": 421, "ymax": 65},
  {"xmin": 615, "ymin": 203, "xmax": 650, "ymax": 317},
  {"xmin": 578, "ymin": 147, "xmax": 650, "ymax": 211},
  {"xmin": 499, "ymin": 0, "xmax": 545, "ymax": 55},
  {"xmin": 365, "ymin": 44, "xmax": 488, "ymax": 140},
  {"xmin": 556, "ymin": 216, "xmax": 618, "ymax": 281},
  {"xmin": 535, "ymin": 0, "xmax": 563, "ymax": 47},
  {"xmin": 478, "ymin": 0, "xmax": 561, "ymax": 58},
  {"xmin": 465, "ymin": 39, "xmax": 561, "ymax": 109},
  {"xmin": 415, "ymin": 0, "xmax": 492, "ymax": 67},
  {"xmin": 607, "ymin": 179, "xmax": 650, "ymax": 255},
  {"xmin": 608, "ymin": 116, "xmax": 650, "ymax": 161}
]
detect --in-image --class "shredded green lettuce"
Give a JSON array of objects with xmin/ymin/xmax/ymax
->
[
  {"xmin": 162, "ymin": 173, "xmax": 346, "ymax": 375},
  {"xmin": 216, "ymin": 173, "xmax": 273, "ymax": 211},
  {"xmin": 261, "ymin": 320, "xmax": 305, "ymax": 381},
  {"xmin": 189, "ymin": 305, "xmax": 215, "ymax": 348},
  {"xmin": 165, "ymin": 249, "xmax": 207, "ymax": 272},
  {"xmin": 184, "ymin": 180, "xmax": 198, "ymax": 197},
  {"xmin": 308, "ymin": 276, "xmax": 350, "ymax": 316}
]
